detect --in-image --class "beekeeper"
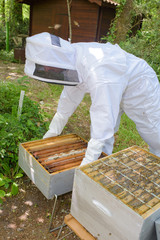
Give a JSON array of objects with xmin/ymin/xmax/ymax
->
[{"xmin": 25, "ymin": 32, "xmax": 160, "ymax": 165}]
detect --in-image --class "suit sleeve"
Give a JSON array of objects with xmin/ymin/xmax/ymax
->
[
  {"xmin": 57, "ymin": 83, "xmax": 86, "ymax": 118},
  {"xmin": 90, "ymin": 82, "xmax": 124, "ymax": 141}
]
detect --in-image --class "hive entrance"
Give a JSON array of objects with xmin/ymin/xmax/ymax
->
[{"xmin": 82, "ymin": 146, "xmax": 160, "ymax": 216}]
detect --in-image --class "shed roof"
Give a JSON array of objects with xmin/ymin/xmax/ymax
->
[
  {"xmin": 88, "ymin": 0, "xmax": 118, "ymax": 6},
  {"xmin": 17, "ymin": 0, "xmax": 118, "ymax": 6},
  {"xmin": 104, "ymin": 0, "xmax": 118, "ymax": 5}
]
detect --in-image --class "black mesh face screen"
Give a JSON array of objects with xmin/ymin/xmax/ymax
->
[
  {"xmin": 33, "ymin": 64, "xmax": 79, "ymax": 85},
  {"xmin": 34, "ymin": 64, "xmax": 65, "ymax": 80},
  {"xmin": 50, "ymin": 34, "xmax": 61, "ymax": 47}
]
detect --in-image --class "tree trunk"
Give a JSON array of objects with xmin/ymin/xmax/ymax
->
[
  {"xmin": 114, "ymin": 0, "xmax": 134, "ymax": 43},
  {"xmin": 0, "ymin": 0, "xmax": 5, "ymax": 25}
]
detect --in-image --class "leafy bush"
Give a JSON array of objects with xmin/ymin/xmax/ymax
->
[
  {"xmin": 0, "ymin": 50, "xmax": 15, "ymax": 62},
  {"xmin": 0, "ymin": 81, "xmax": 47, "ymax": 203},
  {"xmin": 102, "ymin": 0, "xmax": 160, "ymax": 80},
  {"xmin": 119, "ymin": 14, "xmax": 160, "ymax": 79},
  {"xmin": 0, "ymin": 24, "xmax": 6, "ymax": 50}
]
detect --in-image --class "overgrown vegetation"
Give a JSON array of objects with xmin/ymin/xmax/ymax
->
[
  {"xmin": 0, "ymin": 81, "xmax": 47, "ymax": 203},
  {"xmin": 103, "ymin": 0, "xmax": 160, "ymax": 78},
  {"xmin": 0, "ymin": 1, "xmax": 29, "ymax": 50}
]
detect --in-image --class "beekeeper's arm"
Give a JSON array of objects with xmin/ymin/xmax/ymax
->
[
  {"xmin": 81, "ymin": 82, "xmax": 124, "ymax": 165},
  {"xmin": 43, "ymin": 84, "xmax": 86, "ymax": 138}
]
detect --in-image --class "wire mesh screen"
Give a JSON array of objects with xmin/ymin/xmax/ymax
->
[{"xmin": 81, "ymin": 146, "xmax": 160, "ymax": 216}]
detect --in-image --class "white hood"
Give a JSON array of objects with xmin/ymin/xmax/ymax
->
[{"xmin": 25, "ymin": 32, "xmax": 79, "ymax": 85}]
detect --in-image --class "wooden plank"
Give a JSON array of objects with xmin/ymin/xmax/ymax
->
[
  {"xmin": 48, "ymin": 158, "xmax": 82, "ymax": 173},
  {"xmin": 22, "ymin": 133, "xmax": 78, "ymax": 147},
  {"xmin": 41, "ymin": 151, "xmax": 85, "ymax": 166},
  {"xmin": 32, "ymin": 142, "xmax": 87, "ymax": 158},
  {"xmin": 27, "ymin": 138, "xmax": 82, "ymax": 152},
  {"xmin": 64, "ymin": 214, "xmax": 96, "ymax": 240}
]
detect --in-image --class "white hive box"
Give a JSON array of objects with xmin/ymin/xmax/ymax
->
[
  {"xmin": 71, "ymin": 146, "xmax": 160, "ymax": 240},
  {"xmin": 19, "ymin": 133, "xmax": 106, "ymax": 199},
  {"xmin": 18, "ymin": 134, "xmax": 88, "ymax": 199}
]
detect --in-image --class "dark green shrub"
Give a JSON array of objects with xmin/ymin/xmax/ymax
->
[{"xmin": 0, "ymin": 81, "xmax": 47, "ymax": 203}]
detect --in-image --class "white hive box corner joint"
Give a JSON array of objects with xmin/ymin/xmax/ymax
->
[{"xmin": 71, "ymin": 146, "xmax": 160, "ymax": 240}]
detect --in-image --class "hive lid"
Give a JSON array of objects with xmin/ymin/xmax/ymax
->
[{"xmin": 80, "ymin": 146, "xmax": 160, "ymax": 218}]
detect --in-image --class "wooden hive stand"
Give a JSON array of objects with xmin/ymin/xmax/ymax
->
[{"xmin": 57, "ymin": 214, "xmax": 96, "ymax": 240}]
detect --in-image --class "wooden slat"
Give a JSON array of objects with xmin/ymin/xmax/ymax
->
[
  {"xmin": 27, "ymin": 138, "xmax": 83, "ymax": 152},
  {"xmin": 48, "ymin": 158, "xmax": 82, "ymax": 172},
  {"xmin": 22, "ymin": 134, "xmax": 79, "ymax": 148},
  {"xmin": 64, "ymin": 214, "xmax": 96, "ymax": 240},
  {"xmin": 33, "ymin": 142, "xmax": 87, "ymax": 159},
  {"xmin": 41, "ymin": 151, "xmax": 86, "ymax": 166}
]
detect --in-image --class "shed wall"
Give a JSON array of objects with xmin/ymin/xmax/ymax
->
[
  {"xmin": 71, "ymin": 0, "xmax": 99, "ymax": 42},
  {"xmin": 98, "ymin": 6, "xmax": 115, "ymax": 42},
  {"xmin": 30, "ymin": 0, "xmax": 69, "ymax": 39},
  {"xmin": 27, "ymin": 0, "xmax": 116, "ymax": 42}
]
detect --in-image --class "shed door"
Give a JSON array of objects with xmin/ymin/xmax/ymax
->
[
  {"xmin": 31, "ymin": 0, "xmax": 68, "ymax": 40},
  {"xmin": 97, "ymin": 6, "xmax": 116, "ymax": 42},
  {"xmin": 71, "ymin": 0, "xmax": 99, "ymax": 42}
]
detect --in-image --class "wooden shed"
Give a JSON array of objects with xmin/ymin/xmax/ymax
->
[{"xmin": 18, "ymin": 0, "xmax": 118, "ymax": 42}]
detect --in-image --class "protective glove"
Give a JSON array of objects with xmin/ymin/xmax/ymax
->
[
  {"xmin": 43, "ymin": 112, "xmax": 68, "ymax": 139},
  {"xmin": 80, "ymin": 138, "xmax": 104, "ymax": 166}
]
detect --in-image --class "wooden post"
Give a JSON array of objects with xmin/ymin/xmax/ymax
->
[
  {"xmin": 17, "ymin": 90, "xmax": 25, "ymax": 120},
  {"xmin": 66, "ymin": 0, "xmax": 72, "ymax": 42}
]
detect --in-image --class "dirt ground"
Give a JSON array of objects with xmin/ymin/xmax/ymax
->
[
  {"xmin": 0, "ymin": 60, "xmax": 80, "ymax": 240},
  {"xmin": 0, "ymin": 176, "xmax": 80, "ymax": 240}
]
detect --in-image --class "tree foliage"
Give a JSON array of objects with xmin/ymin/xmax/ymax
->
[
  {"xmin": 103, "ymin": 0, "xmax": 160, "ymax": 79},
  {"xmin": 0, "ymin": 0, "xmax": 29, "ymax": 50}
]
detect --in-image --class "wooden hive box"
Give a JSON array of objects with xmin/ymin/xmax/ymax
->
[
  {"xmin": 18, "ymin": 134, "xmax": 89, "ymax": 199},
  {"xmin": 71, "ymin": 146, "xmax": 160, "ymax": 240}
]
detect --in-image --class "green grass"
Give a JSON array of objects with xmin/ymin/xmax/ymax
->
[{"xmin": 114, "ymin": 114, "xmax": 148, "ymax": 153}]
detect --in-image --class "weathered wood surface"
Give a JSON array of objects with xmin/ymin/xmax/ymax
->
[
  {"xmin": 71, "ymin": 146, "xmax": 160, "ymax": 240},
  {"xmin": 64, "ymin": 214, "xmax": 96, "ymax": 240},
  {"xmin": 20, "ymin": 134, "xmax": 88, "ymax": 174}
]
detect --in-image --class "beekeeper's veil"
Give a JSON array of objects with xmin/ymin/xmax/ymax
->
[{"xmin": 25, "ymin": 32, "xmax": 79, "ymax": 85}]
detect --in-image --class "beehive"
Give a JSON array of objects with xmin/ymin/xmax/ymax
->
[
  {"xmin": 71, "ymin": 146, "xmax": 160, "ymax": 240},
  {"xmin": 18, "ymin": 134, "xmax": 89, "ymax": 199}
]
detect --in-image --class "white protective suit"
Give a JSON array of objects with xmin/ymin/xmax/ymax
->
[{"xmin": 25, "ymin": 32, "xmax": 160, "ymax": 165}]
